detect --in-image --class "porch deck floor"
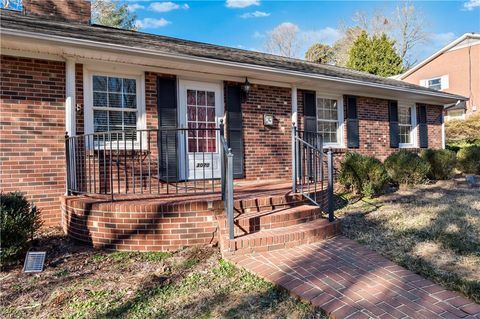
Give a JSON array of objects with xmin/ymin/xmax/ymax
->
[{"xmin": 70, "ymin": 179, "xmax": 294, "ymax": 204}]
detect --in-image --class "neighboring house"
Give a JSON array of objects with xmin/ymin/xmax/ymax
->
[
  {"xmin": 0, "ymin": 1, "xmax": 465, "ymax": 254},
  {"xmin": 399, "ymin": 33, "xmax": 479, "ymax": 121}
]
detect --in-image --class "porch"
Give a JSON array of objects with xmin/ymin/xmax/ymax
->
[{"xmin": 62, "ymin": 126, "xmax": 339, "ymax": 254}]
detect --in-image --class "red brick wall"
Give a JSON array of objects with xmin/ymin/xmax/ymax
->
[
  {"xmin": 297, "ymin": 91, "xmax": 444, "ymax": 163},
  {"xmin": 61, "ymin": 195, "xmax": 219, "ymax": 251},
  {"xmin": 229, "ymin": 83, "xmax": 293, "ymax": 180},
  {"xmin": 23, "ymin": 0, "xmax": 91, "ymax": 24},
  {"xmin": 0, "ymin": 55, "xmax": 66, "ymax": 225}
]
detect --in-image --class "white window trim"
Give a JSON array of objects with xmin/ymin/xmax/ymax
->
[
  {"xmin": 83, "ymin": 67, "xmax": 146, "ymax": 149},
  {"xmin": 420, "ymin": 75, "xmax": 448, "ymax": 91},
  {"xmin": 398, "ymin": 102, "xmax": 417, "ymax": 148},
  {"xmin": 315, "ymin": 92, "xmax": 345, "ymax": 148}
]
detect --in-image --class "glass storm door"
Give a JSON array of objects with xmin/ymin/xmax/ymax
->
[{"xmin": 179, "ymin": 81, "xmax": 222, "ymax": 180}]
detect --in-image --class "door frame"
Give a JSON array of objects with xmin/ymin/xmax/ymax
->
[{"xmin": 177, "ymin": 78, "xmax": 224, "ymax": 180}]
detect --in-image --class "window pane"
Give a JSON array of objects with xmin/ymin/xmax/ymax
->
[
  {"xmin": 123, "ymin": 79, "xmax": 136, "ymax": 94},
  {"xmin": 187, "ymin": 90, "xmax": 196, "ymax": 105},
  {"xmin": 109, "ymin": 111, "xmax": 123, "ymax": 131},
  {"xmin": 188, "ymin": 105, "xmax": 196, "ymax": 121},
  {"xmin": 108, "ymin": 77, "xmax": 122, "ymax": 92},
  {"xmin": 124, "ymin": 111, "xmax": 136, "ymax": 127},
  {"xmin": 108, "ymin": 93, "xmax": 122, "ymax": 108},
  {"xmin": 93, "ymin": 76, "xmax": 107, "ymax": 91},
  {"xmin": 206, "ymin": 107, "xmax": 215, "ymax": 122},
  {"xmin": 93, "ymin": 110, "xmax": 108, "ymax": 132},
  {"xmin": 207, "ymin": 91, "xmax": 215, "ymax": 106},
  {"xmin": 197, "ymin": 91, "xmax": 206, "ymax": 106},
  {"xmin": 197, "ymin": 107, "xmax": 206, "ymax": 121},
  {"xmin": 93, "ymin": 92, "xmax": 107, "ymax": 107},
  {"xmin": 123, "ymin": 94, "xmax": 136, "ymax": 109}
]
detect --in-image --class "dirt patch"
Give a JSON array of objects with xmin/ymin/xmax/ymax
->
[{"xmin": 1, "ymin": 227, "xmax": 326, "ymax": 319}]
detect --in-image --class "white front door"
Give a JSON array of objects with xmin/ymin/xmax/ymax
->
[{"xmin": 179, "ymin": 80, "xmax": 223, "ymax": 180}]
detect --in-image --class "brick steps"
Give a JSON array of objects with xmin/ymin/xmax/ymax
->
[
  {"xmin": 220, "ymin": 205, "xmax": 324, "ymax": 236},
  {"xmin": 219, "ymin": 204, "xmax": 342, "ymax": 256},
  {"xmin": 232, "ymin": 193, "xmax": 307, "ymax": 215}
]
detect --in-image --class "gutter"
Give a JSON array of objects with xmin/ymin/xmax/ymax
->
[{"xmin": 0, "ymin": 28, "xmax": 467, "ymax": 102}]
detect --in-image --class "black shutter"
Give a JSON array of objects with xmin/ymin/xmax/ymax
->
[
  {"xmin": 418, "ymin": 104, "xmax": 428, "ymax": 148},
  {"xmin": 157, "ymin": 76, "xmax": 178, "ymax": 181},
  {"xmin": 303, "ymin": 91, "xmax": 316, "ymax": 179},
  {"xmin": 303, "ymin": 90, "xmax": 316, "ymax": 135},
  {"xmin": 389, "ymin": 100, "xmax": 399, "ymax": 148},
  {"xmin": 346, "ymin": 96, "xmax": 359, "ymax": 148},
  {"xmin": 226, "ymin": 84, "xmax": 245, "ymax": 178}
]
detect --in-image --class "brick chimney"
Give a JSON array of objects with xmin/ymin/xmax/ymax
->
[{"xmin": 23, "ymin": 0, "xmax": 91, "ymax": 24}]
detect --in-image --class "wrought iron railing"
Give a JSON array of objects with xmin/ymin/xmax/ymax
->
[
  {"xmin": 65, "ymin": 126, "xmax": 227, "ymax": 198},
  {"xmin": 220, "ymin": 131, "xmax": 234, "ymax": 240},
  {"xmin": 292, "ymin": 126, "xmax": 335, "ymax": 221}
]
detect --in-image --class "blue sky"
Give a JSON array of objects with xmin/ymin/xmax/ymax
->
[{"xmin": 129, "ymin": 0, "xmax": 480, "ymax": 64}]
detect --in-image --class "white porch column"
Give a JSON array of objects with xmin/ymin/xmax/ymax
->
[
  {"xmin": 65, "ymin": 58, "xmax": 76, "ymax": 136},
  {"xmin": 65, "ymin": 58, "xmax": 76, "ymax": 194},
  {"xmin": 291, "ymin": 86, "xmax": 298, "ymax": 192},
  {"xmin": 441, "ymin": 111, "xmax": 446, "ymax": 149},
  {"xmin": 291, "ymin": 86, "xmax": 298, "ymax": 126}
]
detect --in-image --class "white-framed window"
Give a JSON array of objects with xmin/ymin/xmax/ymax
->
[
  {"xmin": 316, "ymin": 95, "xmax": 344, "ymax": 147},
  {"xmin": 398, "ymin": 103, "xmax": 417, "ymax": 148},
  {"xmin": 84, "ymin": 69, "xmax": 145, "ymax": 146},
  {"xmin": 420, "ymin": 75, "xmax": 449, "ymax": 91},
  {"xmin": 446, "ymin": 109, "xmax": 465, "ymax": 121},
  {"xmin": 427, "ymin": 77, "xmax": 442, "ymax": 90}
]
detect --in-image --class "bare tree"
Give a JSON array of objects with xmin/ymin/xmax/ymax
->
[
  {"xmin": 339, "ymin": 1, "xmax": 429, "ymax": 68},
  {"xmin": 264, "ymin": 22, "xmax": 304, "ymax": 58},
  {"xmin": 332, "ymin": 26, "xmax": 363, "ymax": 67},
  {"xmin": 392, "ymin": 1, "xmax": 429, "ymax": 68}
]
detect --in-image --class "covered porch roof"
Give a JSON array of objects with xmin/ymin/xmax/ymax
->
[{"xmin": 0, "ymin": 9, "xmax": 466, "ymax": 106}]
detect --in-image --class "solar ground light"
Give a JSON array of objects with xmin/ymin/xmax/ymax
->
[{"xmin": 23, "ymin": 251, "xmax": 46, "ymax": 273}]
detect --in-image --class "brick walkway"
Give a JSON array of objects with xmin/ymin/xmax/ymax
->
[{"xmin": 227, "ymin": 236, "xmax": 480, "ymax": 319}]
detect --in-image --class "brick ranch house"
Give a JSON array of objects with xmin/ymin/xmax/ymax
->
[{"xmin": 0, "ymin": 1, "xmax": 466, "ymax": 255}]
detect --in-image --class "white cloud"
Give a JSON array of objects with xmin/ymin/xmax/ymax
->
[
  {"xmin": 226, "ymin": 0, "xmax": 260, "ymax": 9},
  {"xmin": 240, "ymin": 11, "xmax": 270, "ymax": 18},
  {"xmin": 463, "ymin": 0, "xmax": 480, "ymax": 10},
  {"xmin": 431, "ymin": 32, "xmax": 457, "ymax": 47},
  {"xmin": 149, "ymin": 2, "xmax": 189, "ymax": 12},
  {"xmin": 136, "ymin": 18, "xmax": 171, "ymax": 29},
  {"xmin": 127, "ymin": 3, "xmax": 145, "ymax": 12},
  {"xmin": 301, "ymin": 27, "xmax": 342, "ymax": 46},
  {"xmin": 253, "ymin": 31, "xmax": 265, "ymax": 38}
]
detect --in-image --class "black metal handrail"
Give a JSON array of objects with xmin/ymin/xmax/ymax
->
[
  {"xmin": 292, "ymin": 126, "xmax": 334, "ymax": 221},
  {"xmin": 65, "ymin": 126, "xmax": 225, "ymax": 199},
  {"xmin": 220, "ymin": 126, "xmax": 234, "ymax": 240}
]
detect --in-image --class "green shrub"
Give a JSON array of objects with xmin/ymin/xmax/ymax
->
[
  {"xmin": 384, "ymin": 150, "xmax": 430, "ymax": 185},
  {"xmin": 457, "ymin": 145, "xmax": 480, "ymax": 174},
  {"xmin": 0, "ymin": 192, "xmax": 42, "ymax": 263},
  {"xmin": 421, "ymin": 149, "xmax": 457, "ymax": 180},
  {"xmin": 338, "ymin": 152, "xmax": 389, "ymax": 197}
]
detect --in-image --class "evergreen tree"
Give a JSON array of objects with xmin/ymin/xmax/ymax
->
[
  {"xmin": 92, "ymin": 0, "xmax": 137, "ymax": 31},
  {"xmin": 305, "ymin": 43, "xmax": 334, "ymax": 64},
  {"xmin": 347, "ymin": 31, "xmax": 404, "ymax": 77}
]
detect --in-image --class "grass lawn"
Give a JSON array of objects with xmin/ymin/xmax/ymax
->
[
  {"xmin": 0, "ymin": 228, "xmax": 326, "ymax": 319},
  {"xmin": 337, "ymin": 180, "xmax": 480, "ymax": 303}
]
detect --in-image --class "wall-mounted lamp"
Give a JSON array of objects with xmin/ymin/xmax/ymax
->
[{"xmin": 241, "ymin": 77, "xmax": 251, "ymax": 102}]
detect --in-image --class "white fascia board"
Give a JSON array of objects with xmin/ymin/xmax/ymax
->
[
  {"xmin": 0, "ymin": 28, "xmax": 467, "ymax": 103},
  {"xmin": 400, "ymin": 33, "xmax": 480, "ymax": 79}
]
